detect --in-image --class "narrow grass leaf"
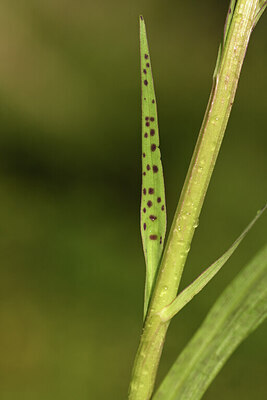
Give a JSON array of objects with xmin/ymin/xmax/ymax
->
[
  {"xmin": 159, "ymin": 205, "xmax": 266, "ymax": 322},
  {"xmin": 153, "ymin": 243, "xmax": 267, "ymax": 400},
  {"xmin": 139, "ymin": 16, "xmax": 167, "ymax": 318}
]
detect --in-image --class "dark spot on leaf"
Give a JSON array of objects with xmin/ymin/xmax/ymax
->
[
  {"xmin": 149, "ymin": 215, "xmax": 157, "ymax": 221},
  {"xmin": 150, "ymin": 129, "xmax": 155, "ymax": 136},
  {"xmin": 143, "ymin": 208, "xmax": 146, "ymax": 213},
  {"xmin": 146, "ymin": 62, "xmax": 150, "ymax": 68},
  {"xmin": 144, "ymin": 223, "xmax": 146, "ymax": 230},
  {"xmin": 153, "ymin": 165, "xmax": 158, "ymax": 173},
  {"xmin": 146, "ymin": 122, "xmax": 150, "ymax": 127},
  {"xmin": 143, "ymin": 153, "xmax": 146, "ymax": 158},
  {"xmin": 140, "ymin": 16, "xmax": 144, "ymax": 20},
  {"xmin": 161, "ymin": 205, "xmax": 165, "ymax": 211},
  {"xmin": 144, "ymin": 54, "xmax": 149, "ymax": 59},
  {"xmin": 144, "ymin": 133, "xmax": 148, "ymax": 138},
  {"xmin": 143, "ymin": 188, "xmax": 146, "ymax": 195},
  {"xmin": 152, "ymin": 99, "xmax": 155, "ymax": 103},
  {"xmin": 143, "ymin": 172, "xmax": 146, "ymax": 176},
  {"xmin": 149, "ymin": 234, "xmax": 158, "ymax": 240},
  {"xmin": 147, "ymin": 200, "xmax": 152, "ymax": 207},
  {"xmin": 143, "ymin": 69, "xmax": 147, "ymax": 74},
  {"xmin": 157, "ymin": 197, "xmax": 161, "ymax": 203},
  {"xmin": 151, "ymin": 144, "xmax": 156, "ymax": 152},
  {"xmin": 148, "ymin": 188, "xmax": 154, "ymax": 194},
  {"xmin": 146, "ymin": 164, "xmax": 151, "ymax": 171},
  {"xmin": 150, "ymin": 117, "xmax": 155, "ymax": 121},
  {"xmin": 144, "ymin": 80, "xmax": 148, "ymax": 86},
  {"xmin": 160, "ymin": 236, "xmax": 162, "ymax": 244},
  {"xmin": 144, "ymin": 97, "xmax": 147, "ymax": 100}
]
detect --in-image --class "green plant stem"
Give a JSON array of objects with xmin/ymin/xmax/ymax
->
[{"xmin": 129, "ymin": 1, "xmax": 260, "ymax": 399}]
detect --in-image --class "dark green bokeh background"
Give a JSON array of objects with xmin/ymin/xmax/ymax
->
[{"xmin": 0, "ymin": 1, "xmax": 266, "ymax": 399}]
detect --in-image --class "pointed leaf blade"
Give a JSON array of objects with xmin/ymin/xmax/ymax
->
[
  {"xmin": 159, "ymin": 205, "xmax": 266, "ymax": 322},
  {"xmin": 139, "ymin": 16, "xmax": 167, "ymax": 318}
]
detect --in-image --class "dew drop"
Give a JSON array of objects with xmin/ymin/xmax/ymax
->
[
  {"xmin": 159, "ymin": 286, "xmax": 168, "ymax": 297},
  {"xmin": 193, "ymin": 218, "xmax": 199, "ymax": 228}
]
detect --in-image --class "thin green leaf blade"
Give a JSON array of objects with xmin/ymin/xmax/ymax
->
[
  {"xmin": 159, "ymin": 205, "xmax": 266, "ymax": 322},
  {"xmin": 139, "ymin": 16, "xmax": 167, "ymax": 318},
  {"xmin": 153, "ymin": 243, "xmax": 267, "ymax": 400}
]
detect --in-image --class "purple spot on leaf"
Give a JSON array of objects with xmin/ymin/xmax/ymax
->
[
  {"xmin": 144, "ymin": 80, "xmax": 148, "ymax": 86},
  {"xmin": 143, "ymin": 208, "xmax": 146, "ymax": 213},
  {"xmin": 143, "ymin": 188, "xmax": 146, "ymax": 195},
  {"xmin": 147, "ymin": 200, "xmax": 152, "ymax": 207},
  {"xmin": 144, "ymin": 133, "xmax": 148, "ymax": 138},
  {"xmin": 146, "ymin": 122, "xmax": 150, "ymax": 127},
  {"xmin": 150, "ymin": 129, "xmax": 155, "ymax": 136},
  {"xmin": 157, "ymin": 197, "xmax": 161, "ymax": 203},
  {"xmin": 146, "ymin": 164, "xmax": 151, "ymax": 171},
  {"xmin": 144, "ymin": 54, "xmax": 149, "ymax": 59},
  {"xmin": 161, "ymin": 205, "xmax": 165, "ymax": 211},
  {"xmin": 150, "ymin": 117, "xmax": 155, "ymax": 121},
  {"xmin": 149, "ymin": 215, "xmax": 157, "ymax": 221},
  {"xmin": 144, "ymin": 223, "xmax": 146, "ymax": 230},
  {"xmin": 146, "ymin": 62, "xmax": 150, "ymax": 68},
  {"xmin": 151, "ymin": 144, "xmax": 156, "ymax": 152},
  {"xmin": 148, "ymin": 188, "xmax": 154, "ymax": 194},
  {"xmin": 153, "ymin": 165, "xmax": 158, "ymax": 173},
  {"xmin": 149, "ymin": 234, "xmax": 158, "ymax": 240}
]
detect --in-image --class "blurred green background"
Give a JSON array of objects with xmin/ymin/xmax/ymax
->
[{"xmin": 0, "ymin": 1, "xmax": 266, "ymax": 399}]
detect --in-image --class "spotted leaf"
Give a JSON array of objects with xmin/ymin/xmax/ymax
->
[{"xmin": 139, "ymin": 16, "xmax": 167, "ymax": 318}]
